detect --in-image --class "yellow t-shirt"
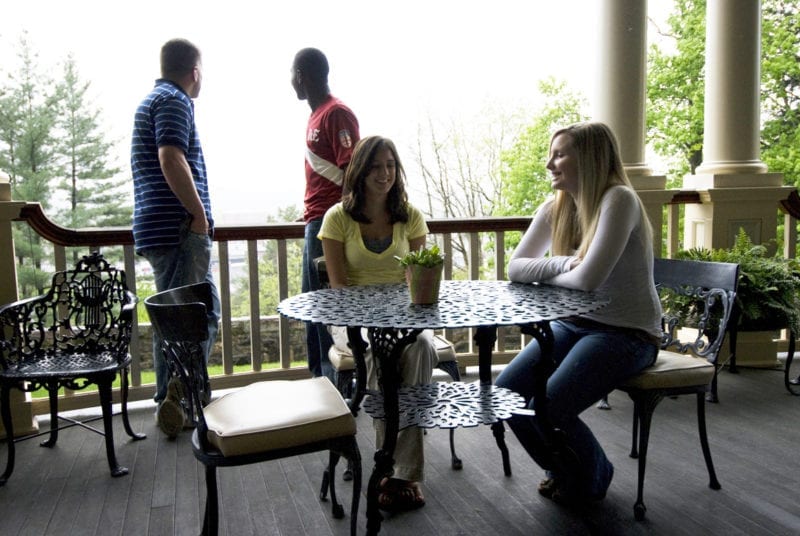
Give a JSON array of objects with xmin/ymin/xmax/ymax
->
[{"xmin": 318, "ymin": 202, "xmax": 429, "ymax": 286}]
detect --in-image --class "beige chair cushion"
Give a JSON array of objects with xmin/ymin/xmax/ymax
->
[
  {"xmin": 329, "ymin": 344, "xmax": 356, "ymax": 372},
  {"xmin": 203, "ymin": 377, "xmax": 356, "ymax": 457},
  {"xmin": 433, "ymin": 334, "xmax": 456, "ymax": 363},
  {"xmin": 621, "ymin": 350, "xmax": 715, "ymax": 390},
  {"xmin": 328, "ymin": 334, "xmax": 456, "ymax": 371}
]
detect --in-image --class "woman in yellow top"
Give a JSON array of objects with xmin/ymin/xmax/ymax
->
[{"xmin": 319, "ymin": 135, "xmax": 437, "ymax": 512}]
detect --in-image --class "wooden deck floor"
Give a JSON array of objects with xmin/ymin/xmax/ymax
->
[{"xmin": 1, "ymin": 363, "xmax": 799, "ymax": 536}]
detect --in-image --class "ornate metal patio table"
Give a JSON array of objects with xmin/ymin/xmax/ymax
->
[{"xmin": 278, "ymin": 279, "xmax": 608, "ymax": 535}]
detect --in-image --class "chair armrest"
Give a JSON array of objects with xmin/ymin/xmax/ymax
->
[
  {"xmin": 0, "ymin": 293, "xmax": 47, "ymax": 317},
  {"xmin": 0, "ymin": 294, "xmax": 49, "ymax": 364}
]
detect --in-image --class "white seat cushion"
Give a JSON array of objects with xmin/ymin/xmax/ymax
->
[
  {"xmin": 203, "ymin": 377, "xmax": 356, "ymax": 457},
  {"xmin": 328, "ymin": 334, "xmax": 456, "ymax": 371},
  {"xmin": 432, "ymin": 334, "xmax": 456, "ymax": 363},
  {"xmin": 621, "ymin": 350, "xmax": 715, "ymax": 390},
  {"xmin": 329, "ymin": 345, "xmax": 356, "ymax": 372}
]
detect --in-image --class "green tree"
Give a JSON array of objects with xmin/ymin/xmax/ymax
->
[
  {"xmin": 0, "ymin": 35, "xmax": 58, "ymax": 206},
  {"xmin": 0, "ymin": 35, "xmax": 60, "ymax": 296},
  {"xmin": 229, "ymin": 205, "xmax": 303, "ymax": 318},
  {"xmin": 411, "ymin": 100, "xmax": 532, "ymax": 277},
  {"xmin": 411, "ymin": 79, "xmax": 586, "ymax": 277},
  {"xmin": 412, "ymin": 101, "xmax": 527, "ymax": 220},
  {"xmin": 498, "ymin": 77, "xmax": 588, "ymax": 220},
  {"xmin": 646, "ymin": 0, "xmax": 707, "ymax": 185},
  {"xmin": 0, "ymin": 36, "xmax": 133, "ymax": 296},
  {"xmin": 52, "ymin": 55, "xmax": 130, "ymax": 263},
  {"xmin": 760, "ymin": 0, "xmax": 800, "ymax": 190},
  {"xmin": 647, "ymin": 0, "xmax": 800, "ymax": 189}
]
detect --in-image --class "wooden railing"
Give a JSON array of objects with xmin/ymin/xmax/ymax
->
[
  {"xmin": 9, "ymin": 204, "xmax": 533, "ymax": 413},
  {"xmin": 6, "ymin": 187, "xmax": 800, "ymax": 415}
]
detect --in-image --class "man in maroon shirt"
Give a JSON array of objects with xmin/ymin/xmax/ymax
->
[{"xmin": 291, "ymin": 47, "xmax": 360, "ymax": 378}]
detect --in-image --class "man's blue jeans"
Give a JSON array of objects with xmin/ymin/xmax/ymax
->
[
  {"xmin": 496, "ymin": 319, "xmax": 658, "ymax": 497},
  {"xmin": 141, "ymin": 223, "xmax": 220, "ymax": 403},
  {"xmin": 302, "ymin": 218, "xmax": 334, "ymax": 380}
]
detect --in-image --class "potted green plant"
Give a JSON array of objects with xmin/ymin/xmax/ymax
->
[
  {"xmin": 673, "ymin": 228, "xmax": 800, "ymax": 335},
  {"xmin": 396, "ymin": 244, "xmax": 445, "ymax": 305}
]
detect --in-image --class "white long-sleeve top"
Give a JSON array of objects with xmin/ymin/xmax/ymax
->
[{"xmin": 508, "ymin": 185, "xmax": 662, "ymax": 339}]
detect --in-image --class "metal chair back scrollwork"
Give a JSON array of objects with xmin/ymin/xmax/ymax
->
[
  {"xmin": 145, "ymin": 282, "xmax": 362, "ymax": 536},
  {"xmin": 0, "ymin": 252, "xmax": 146, "ymax": 486}
]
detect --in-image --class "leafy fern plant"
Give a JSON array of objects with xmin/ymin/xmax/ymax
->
[{"xmin": 675, "ymin": 228, "xmax": 800, "ymax": 334}]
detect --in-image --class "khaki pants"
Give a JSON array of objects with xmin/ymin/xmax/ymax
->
[{"xmin": 330, "ymin": 327, "xmax": 438, "ymax": 481}]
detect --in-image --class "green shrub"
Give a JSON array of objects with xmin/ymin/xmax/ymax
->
[{"xmin": 675, "ymin": 228, "xmax": 800, "ymax": 333}]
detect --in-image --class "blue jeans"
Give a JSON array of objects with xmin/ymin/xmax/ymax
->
[
  {"xmin": 495, "ymin": 319, "xmax": 657, "ymax": 497},
  {"xmin": 141, "ymin": 222, "xmax": 221, "ymax": 402},
  {"xmin": 302, "ymin": 219, "xmax": 333, "ymax": 380}
]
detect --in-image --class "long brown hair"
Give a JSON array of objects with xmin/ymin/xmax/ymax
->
[{"xmin": 342, "ymin": 136, "xmax": 409, "ymax": 224}]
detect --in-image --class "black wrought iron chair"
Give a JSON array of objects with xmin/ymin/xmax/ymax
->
[
  {"xmin": 0, "ymin": 252, "xmax": 146, "ymax": 486},
  {"xmin": 314, "ymin": 256, "xmax": 463, "ymax": 473},
  {"xmin": 144, "ymin": 282, "xmax": 361, "ymax": 536},
  {"xmin": 616, "ymin": 258, "xmax": 739, "ymax": 520}
]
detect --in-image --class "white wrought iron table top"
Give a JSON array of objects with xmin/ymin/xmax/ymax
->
[{"xmin": 278, "ymin": 280, "xmax": 608, "ymax": 329}]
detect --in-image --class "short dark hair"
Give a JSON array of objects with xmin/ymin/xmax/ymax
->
[
  {"xmin": 160, "ymin": 38, "xmax": 201, "ymax": 80},
  {"xmin": 293, "ymin": 48, "xmax": 329, "ymax": 85}
]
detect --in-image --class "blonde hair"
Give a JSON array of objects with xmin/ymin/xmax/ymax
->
[{"xmin": 549, "ymin": 122, "xmax": 652, "ymax": 257}]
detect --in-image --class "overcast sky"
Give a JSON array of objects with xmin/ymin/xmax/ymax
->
[{"xmin": 2, "ymin": 0, "xmax": 671, "ymax": 224}]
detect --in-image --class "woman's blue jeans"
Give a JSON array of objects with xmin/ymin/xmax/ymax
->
[
  {"xmin": 141, "ymin": 224, "xmax": 220, "ymax": 403},
  {"xmin": 495, "ymin": 319, "xmax": 657, "ymax": 497}
]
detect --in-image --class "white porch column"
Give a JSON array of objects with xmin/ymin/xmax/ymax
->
[
  {"xmin": 696, "ymin": 0, "xmax": 765, "ymax": 175},
  {"xmin": 684, "ymin": 0, "xmax": 789, "ymax": 369},
  {"xmin": 594, "ymin": 0, "xmax": 669, "ymax": 256},
  {"xmin": 684, "ymin": 0, "xmax": 789, "ymax": 253},
  {"xmin": 594, "ymin": 0, "xmax": 651, "ymax": 176},
  {"xmin": 0, "ymin": 173, "xmax": 39, "ymax": 438}
]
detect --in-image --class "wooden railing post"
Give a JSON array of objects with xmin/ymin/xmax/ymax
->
[
  {"xmin": 0, "ymin": 194, "xmax": 39, "ymax": 438},
  {"xmin": 7, "ymin": 198, "xmax": 796, "ymax": 413}
]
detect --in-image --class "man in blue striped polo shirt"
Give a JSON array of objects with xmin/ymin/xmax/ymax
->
[{"xmin": 131, "ymin": 38, "xmax": 220, "ymax": 438}]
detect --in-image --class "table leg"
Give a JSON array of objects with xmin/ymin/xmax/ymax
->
[
  {"xmin": 521, "ymin": 322, "xmax": 555, "ymax": 435},
  {"xmin": 349, "ymin": 327, "xmax": 419, "ymax": 536},
  {"xmin": 346, "ymin": 327, "xmax": 369, "ymax": 414},
  {"xmin": 474, "ymin": 326, "xmax": 497, "ymax": 386},
  {"xmin": 522, "ymin": 322, "xmax": 580, "ymax": 472},
  {"xmin": 487, "ymin": 322, "xmax": 559, "ymax": 477},
  {"xmin": 785, "ymin": 330, "xmax": 799, "ymax": 395},
  {"xmin": 473, "ymin": 326, "xmax": 514, "ymax": 475}
]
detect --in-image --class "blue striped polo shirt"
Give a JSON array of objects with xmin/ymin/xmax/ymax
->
[{"xmin": 131, "ymin": 79, "xmax": 213, "ymax": 253}]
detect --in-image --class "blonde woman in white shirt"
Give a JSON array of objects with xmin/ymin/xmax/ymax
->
[
  {"xmin": 319, "ymin": 135, "xmax": 436, "ymax": 513},
  {"xmin": 496, "ymin": 122, "xmax": 662, "ymax": 506}
]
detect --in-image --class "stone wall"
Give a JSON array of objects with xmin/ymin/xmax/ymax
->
[
  {"xmin": 136, "ymin": 315, "xmax": 307, "ymax": 369},
  {"xmin": 136, "ymin": 317, "xmax": 524, "ymax": 370}
]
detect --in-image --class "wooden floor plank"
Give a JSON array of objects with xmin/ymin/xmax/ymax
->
[
  {"xmin": 1, "ymin": 365, "xmax": 799, "ymax": 535},
  {"xmin": 121, "ymin": 409, "xmax": 159, "ymax": 536}
]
